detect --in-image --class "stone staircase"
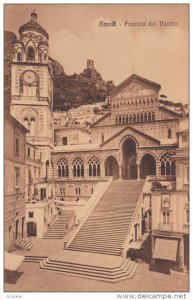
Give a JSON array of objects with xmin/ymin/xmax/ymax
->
[
  {"xmin": 29, "ymin": 181, "xmax": 145, "ymax": 282},
  {"xmin": 14, "ymin": 238, "xmax": 33, "ymax": 250},
  {"xmin": 39, "ymin": 250, "xmax": 138, "ymax": 283},
  {"xmin": 43, "ymin": 210, "xmax": 75, "ymax": 239},
  {"xmin": 24, "ymin": 255, "xmax": 47, "ymax": 263},
  {"xmin": 67, "ymin": 180, "xmax": 144, "ymax": 256}
]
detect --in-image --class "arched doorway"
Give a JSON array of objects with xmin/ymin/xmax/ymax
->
[
  {"xmin": 105, "ymin": 156, "xmax": 119, "ymax": 179},
  {"xmin": 140, "ymin": 153, "xmax": 156, "ymax": 179},
  {"xmin": 122, "ymin": 137, "xmax": 137, "ymax": 179},
  {"xmin": 27, "ymin": 222, "xmax": 37, "ymax": 237}
]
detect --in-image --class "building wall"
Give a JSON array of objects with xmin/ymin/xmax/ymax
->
[
  {"xmin": 151, "ymin": 191, "xmax": 188, "ymax": 234},
  {"xmin": 4, "ymin": 111, "xmax": 27, "ymax": 251},
  {"xmin": 54, "ymin": 128, "xmax": 91, "ymax": 146},
  {"xmin": 54, "ymin": 182, "xmax": 97, "ymax": 202},
  {"xmin": 26, "ymin": 200, "xmax": 54, "ymax": 238}
]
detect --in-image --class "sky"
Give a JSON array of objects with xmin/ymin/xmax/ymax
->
[{"xmin": 4, "ymin": 4, "xmax": 189, "ymax": 104}]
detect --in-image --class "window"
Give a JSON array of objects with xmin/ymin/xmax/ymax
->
[
  {"xmin": 160, "ymin": 152, "xmax": 175, "ymax": 176},
  {"xmin": 76, "ymin": 187, "xmax": 81, "ymax": 195},
  {"xmin": 60, "ymin": 187, "xmax": 65, "ymax": 196},
  {"xmin": 28, "ymin": 212, "xmax": 34, "ymax": 218},
  {"xmin": 27, "ymin": 147, "xmax": 30, "ymax": 158},
  {"xmin": 28, "ymin": 169, "xmax": 32, "ymax": 184},
  {"xmin": 27, "ymin": 47, "xmax": 35, "ymax": 61},
  {"xmin": 17, "ymin": 52, "xmax": 22, "ymax": 61},
  {"xmin": 15, "ymin": 168, "xmax": 20, "ymax": 187},
  {"xmin": 168, "ymin": 128, "xmax": 172, "ymax": 139},
  {"xmin": 15, "ymin": 137, "xmax": 19, "ymax": 155},
  {"xmin": 72, "ymin": 157, "xmax": 84, "ymax": 177},
  {"xmin": 9, "ymin": 226, "xmax": 12, "ymax": 234},
  {"xmin": 88, "ymin": 156, "xmax": 100, "ymax": 177},
  {"xmin": 39, "ymin": 52, "xmax": 42, "ymax": 62},
  {"xmin": 34, "ymin": 167, "xmax": 37, "ymax": 179},
  {"xmin": 163, "ymin": 211, "xmax": 171, "ymax": 225},
  {"xmin": 30, "ymin": 118, "xmax": 35, "ymax": 136},
  {"xmin": 101, "ymin": 134, "xmax": 104, "ymax": 143},
  {"xmin": 57, "ymin": 158, "xmax": 69, "ymax": 178},
  {"xmin": 62, "ymin": 137, "xmax": 68, "ymax": 145},
  {"xmin": 40, "ymin": 188, "xmax": 46, "ymax": 201},
  {"xmin": 151, "ymin": 112, "xmax": 155, "ymax": 121}
]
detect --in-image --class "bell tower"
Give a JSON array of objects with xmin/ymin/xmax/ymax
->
[{"xmin": 10, "ymin": 11, "xmax": 54, "ymax": 178}]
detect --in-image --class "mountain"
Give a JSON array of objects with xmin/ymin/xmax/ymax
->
[{"xmin": 52, "ymin": 61, "xmax": 115, "ymax": 111}]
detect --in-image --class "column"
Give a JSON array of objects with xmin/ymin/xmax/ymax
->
[
  {"xmin": 156, "ymin": 159, "xmax": 161, "ymax": 178},
  {"xmin": 178, "ymin": 237, "xmax": 184, "ymax": 272},
  {"xmin": 68, "ymin": 162, "xmax": 73, "ymax": 180},
  {"xmin": 151, "ymin": 234, "xmax": 155, "ymax": 261},
  {"xmin": 137, "ymin": 164, "xmax": 140, "ymax": 180},
  {"xmin": 100, "ymin": 163, "xmax": 105, "ymax": 180},
  {"xmin": 119, "ymin": 165, "xmax": 123, "ymax": 180}
]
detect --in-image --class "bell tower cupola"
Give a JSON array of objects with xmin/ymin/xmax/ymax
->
[{"xmin": 12, "ymin": 10, "xmax": 49, "ymax": 64}]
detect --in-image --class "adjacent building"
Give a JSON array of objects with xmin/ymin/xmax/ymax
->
[{"xmin": 4, "ymin": 109, "xmax": 28, "ymax": 251}]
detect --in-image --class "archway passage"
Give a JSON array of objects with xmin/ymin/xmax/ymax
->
[
  {"xmin": 27, "ymin": 222, "xmax": 37, "ymax": 237},
  {"xmin": 140, "ymin": 153, "xmax": 156, "ymax": 179},
  {"xmin": 122, "ymin": 137, "xmax": 137, "ymax": 179},
  {"xmin": 105, "ymin": 156, "xmax": 119, "ymax": 179}
]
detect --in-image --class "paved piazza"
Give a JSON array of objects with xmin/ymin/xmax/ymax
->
[{"xmin": 5, "ymin": 261, "xmax": 188, "ymax": 292}]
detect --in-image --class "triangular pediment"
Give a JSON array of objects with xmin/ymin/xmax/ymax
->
[
  {"xmin": 101, "ymin": 125, "xmax": 160, "ymax": 150},
  {"xmin": 111, "ymin": 74, "xmax": 161, "ymax": 99}
]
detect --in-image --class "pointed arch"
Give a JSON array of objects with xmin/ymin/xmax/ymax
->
[
  {"xmin": 88, "ymin": 156, "xmax": 101, "ymax": 177},
  {"xmin": 160, "ymin": 152, "xmax": 175, "ymax": 176},
  {"xmin": 72, "ymin": 157, "xmax": 84, "ymax": 177},
  {"xmin": 26, "ymin": 46, "xmax": 35, "ymax": 61},
  {"xmin": 57, "ymin": 157, "xmax": 69, "ymax": 178}
]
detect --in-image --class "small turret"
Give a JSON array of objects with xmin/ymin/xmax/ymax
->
[
  {"xmin": 87, "ymin": 59, "xmax": 94, "ymax": 69},
  {"xmin": 31, "ymin": 10, "xmax": 38, "ymax": 21}
]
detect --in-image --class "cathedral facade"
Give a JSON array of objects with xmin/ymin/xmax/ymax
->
[{"xmin": 52, "ymin": 74, "xmax": 182, "ymax": 200}]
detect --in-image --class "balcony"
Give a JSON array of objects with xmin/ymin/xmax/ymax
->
[
  {"xmin": 54, "ymin": 176, "xmax": 103, "ymax": 182},
  {"xmin": 157, "ymin": 222, "xmax": 173, "ymax": 232},
  {"xmin": 151, "ymin": 179, "xmax": 176, "ymax": 191},
  {"xmin": 12, "ymin": 95, "xmax": 50, "ymax": 103}
]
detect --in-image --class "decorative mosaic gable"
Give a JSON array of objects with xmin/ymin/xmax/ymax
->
[{"xmin": 101, "ymin": 126, "xmax": 160, "ymax": 150}]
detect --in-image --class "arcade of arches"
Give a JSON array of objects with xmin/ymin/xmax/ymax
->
[{"xmin": 54, "ymin": 138, "xmax": 176, "ymax": 181}]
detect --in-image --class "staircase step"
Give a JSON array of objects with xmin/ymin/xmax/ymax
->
[
  {"xmin": 67, "ymin": 180, "xmax": 144, "ymax": 256},
  {"xmin": 43, "ymin": 210, "xmax": 75, "ymax": 239},
  {"xmin": 39, "ymin": 257, "xmax": 138, "ymax": 282}
]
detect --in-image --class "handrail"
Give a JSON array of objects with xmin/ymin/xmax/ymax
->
[
  {"xmin": 65, "ymin": 177, "xmax": 113, "ymax": 248},
  {"xmin": 121, "ymin": 177, "xmax": 151, "ymax": 258},
  {"xmin": 49, "ymin": 212, "xmax": 60, "ymax": 228}
]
